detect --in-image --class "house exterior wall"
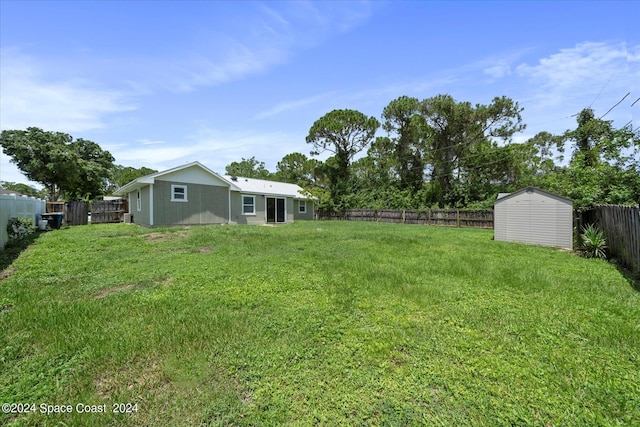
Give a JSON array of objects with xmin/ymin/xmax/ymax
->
[
  {"xmin": 229, "ymin": 193, "xmax": 310, "ymax": 224},
  {"xmin": 230, "ymin": 192, "xmax": 268, "ymax": 225},
  {"xmin": 495, "ymin": 189, "xmax": 573, "ymax": 249},
  {"xmin": 152, "ymin": 180, "xmax": 229, "ymax": 226},
  {"xmin": 293, "ymin": 200, "xmax": 314, "ymax": 221},
  {"xmin": 128, "ymin": 186, "xmax": 152, "ymax": 227}
]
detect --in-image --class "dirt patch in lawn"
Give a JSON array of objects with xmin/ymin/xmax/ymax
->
[
  {"xmin": 145, "ymin": 230, "xmax": 189, "ymax": 243},
  {"xmin": 158, "ymin": 277, "xmax": 173, "ymax": 286},
  {"xmin": 94, "ymin": 284, "xmax": 137, "ymax": 299},
  {"xmin": 0, "ymin": 266, "xmax": 17, "ymax": 282}
]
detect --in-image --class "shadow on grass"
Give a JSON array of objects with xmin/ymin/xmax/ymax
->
[
  {"xmin": 0, "ymin": 232, "xmax": 42, "ymax": 277},
  {"xmin": 613, "ymin": 262, "xmax": 640, "ymax": 293}
]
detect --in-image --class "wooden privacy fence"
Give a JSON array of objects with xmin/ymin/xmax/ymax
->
[
  {"xmin": 581, "ymin": 205, "xmax": 640, "ymax": 274},
  {"xmin": 91, "ymin": 199, "xmax": 128, "ymax": 224},
  {"xmin": 65, "ymin": 201, "xmax": 88, "ymax": 226},
  {"xmin": 43, "ymin": 199, "xmax": 129, "ymax": 226},
  {"xmin": 316, "ymin": 208, "xmax": 494, "ymax": 228}
]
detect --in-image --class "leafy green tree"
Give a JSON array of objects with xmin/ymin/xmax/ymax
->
[
  {"xmin": 306, "ymin": 109, "xmax": 379, "ymax": 208},
  {"xmin": 225, "ymin": 156, "xmax": 272, "ymax": 180},
  {"xmin": 108, "ymin": 165, "xmax": 158, "ymax": 191},
  {"xmin": 562, "ymin": 108, "xmax": 637, "ymax": 168},
  {"xmin": 68, "ymin": 138, "xmax": 117, "ymax": 200},
  {"xmin": 420, "ymin": 95, "xmax": 525, "ymax": 207},
  {"xmin": 0, "ymin": 127, "xmax": 115, "ymax": 200},
  {"xmin": 534, "ymin": 113, "xmax": 640, "ymax": 210},
  {"xmin": 274, "ymin": 152, "xmax": 319, "ymax": 187},
  {"xmin": 0, "ymin": 181, "xmax": 46, "ymax": 198},
  {"xmin": 525, "ymin": 131, "xmax": 565, "ymax": 176},
  {"xmin": 382, "ymin": 96, "xmax": 428, "ymax": 194}
]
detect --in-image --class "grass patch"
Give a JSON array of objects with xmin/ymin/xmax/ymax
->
[{"xmin": 1, "ymin": 221, "xmax": 639, "ymax": 426}]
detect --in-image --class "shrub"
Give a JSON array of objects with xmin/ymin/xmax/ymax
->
[
  {"xmin": 580, "ymin": 224, "xmax": 607, "ymax": 259},
  {"xmin": 6, "ymin": 217, "xmax": 36, "ymax": 242}
]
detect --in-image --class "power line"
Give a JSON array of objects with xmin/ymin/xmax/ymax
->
[
  {"xmin": 589, "ymin": 71, "xmax": 617, "ymax": 108},
  {"xmin": 599, "ymin": 92, "xmax": 631, "ymax": 119}
]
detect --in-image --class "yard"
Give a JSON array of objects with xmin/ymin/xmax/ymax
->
[{"xmin": 1, "ymin": 221, "xmax": 638, "ymax": 426}]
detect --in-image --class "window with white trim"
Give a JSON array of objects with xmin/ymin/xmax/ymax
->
[
  {"xmin": 242, "ymin": 195, "xmax": 255, "ymax": 215},
  {"xmin": 136, "ymin": 190, "xmax": 142, "ymax": 211},
  {"xmin": 299, "ymin": 200, "xmax": 306, "ymax": 213},
  {"xmin": 171, "ymin": 184, "xmax": 188, "ymax": 202}
]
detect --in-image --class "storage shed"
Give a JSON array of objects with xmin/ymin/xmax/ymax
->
[{"xmin": 494, "ymin": 187, "xmax": 573, "ymax": 249}]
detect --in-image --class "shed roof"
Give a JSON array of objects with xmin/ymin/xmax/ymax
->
[
  {"xmin": 225, "ymin": 175, "xmax": 310, "ymax": 199},
  {"xmin": 494, "ymin": 186, "xmax": 572, "ymax": 205}
]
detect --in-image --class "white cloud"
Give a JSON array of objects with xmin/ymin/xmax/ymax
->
[
  {"xmin": 138, "ymin": 139, "xmax": 166, "ymax": 145},
  {"xmin": 484, "ymin": 63, "xmax": 512, "ymax": 79},
  {"xmin": 137, "ymin": 2, "xmax": 373, "ymax": 94},
  {"xmin": 516, "ymin": 42, "xmax": 635, "ymax": 104},
  {"xmin": 0, "ymin": 48, "xmax": 136, "ymax": 132},
  {"xmin": 511, "ymin": 41, "xmax": 640, "ymax": 135},
  {"xmin": 255, "ymin": 91, "xmax": 338, "ymax": 119}
]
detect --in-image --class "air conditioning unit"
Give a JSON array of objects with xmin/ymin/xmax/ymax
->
[{"xmin": 123, "ymin": 213, "xmax": 133, "ymax": 224}]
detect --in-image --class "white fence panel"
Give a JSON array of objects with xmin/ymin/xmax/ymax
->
[{"xmin": 0, "ymin": 194, "xmax": 46, "ymax": 249}]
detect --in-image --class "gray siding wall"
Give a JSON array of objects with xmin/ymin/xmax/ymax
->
[
  {"xmin": 230, "ymin": 193, "xmax": 298, "ymax": 224},
  {"xmin": 129, "ymin": 187, "xmax": 151, "ymax": 227},
  {"xmin": 286, "ymin": 198, "xmax": 294, "ymax": 223},
  {"xmin": 153, "ymin": 180, "xmax": 229, "ymax": 226},
  {"xmin": 293, "ymin": 200, "xmax": 314, "ymax": 221},
  {"xmin": 495, "ymin": 191, "xmax": 573, "ymax": 249},
  {"xmin": 230, "ymin": 193, "xmax": 267, "ymax": 225}
]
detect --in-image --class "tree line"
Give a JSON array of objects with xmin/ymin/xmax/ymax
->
[
  {"xmin": 231, "ymin": 95, "xmax": 639, "ymax": 211},
  {"xmin": 2, "ymin": 93, "xmax": 638, "ymax": 210}
]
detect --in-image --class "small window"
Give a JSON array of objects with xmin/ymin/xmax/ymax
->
[
  {"xmin": 171, "ymin": 184, "xmax": 188, "ymax": 202},
  {"xmin": 299, "ymin": 200, "xmax": 306, "ymax": 213},
  {"xmin": 242, "ymin": 195, "xmax": 255, "ymax": 215},
  {"xmin": 136, "ymin": 190, "xmax": 141, "ymax": 211}
]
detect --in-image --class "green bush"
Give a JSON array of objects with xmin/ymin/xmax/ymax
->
[
  {"xmin": 6, "ymin": 217, "xmax": 36, "ymax": 242},
  {"xmin": 580, "ymin": 223, "xmax": 607, "ymax": 259}
]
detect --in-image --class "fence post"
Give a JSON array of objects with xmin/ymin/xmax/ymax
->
[{"xmin": 457, "ymin": 210, "xmax": 460, "ymax": 227}]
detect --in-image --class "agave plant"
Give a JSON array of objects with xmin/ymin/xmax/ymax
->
[{"xmin": 581, "ymin": 224, "xmax": 607, "ymax": 259}]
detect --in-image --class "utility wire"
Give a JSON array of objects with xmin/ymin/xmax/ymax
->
[
  {"xmin": 589, "ymin": 71, "xmax": 617, "ymax": 108},
  {"xmin": 599, "ymin": 92, "xmax": 631, "ymax": 119}
]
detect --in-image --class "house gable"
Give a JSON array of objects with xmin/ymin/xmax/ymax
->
[
  {"xmin": 114, "ymin": 161, "xmax": 238, "ymax": 197},
  {"xmin": 156, "ymin": 164, "xmax": 230, "ymax": 187}
]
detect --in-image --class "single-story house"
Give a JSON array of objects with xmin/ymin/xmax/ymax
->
[
  {"xmin": 113, "ymin": 161, "xmax": 314, "ymax": 227},
  {"xmin": 494, "ymin": 186, "xmax": 573, "ymax": 249}
]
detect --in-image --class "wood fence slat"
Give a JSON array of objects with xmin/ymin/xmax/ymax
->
[
  {"xmin": 90, "ymin": 200, "xmax": 128, "ymax": 224},
  {"xmin": 581, "ymin": 205, "xmax": 640, "ymax": 274},
  {"xmin": 316, "ymin": 208, "xmax": 495, "ymax": 229}
]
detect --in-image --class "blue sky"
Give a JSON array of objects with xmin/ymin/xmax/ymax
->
[{"xmin": 1, "ymin": 1, "xmax": 638, "ymax": 189}]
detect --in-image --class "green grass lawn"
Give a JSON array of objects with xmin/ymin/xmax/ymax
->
[{"xmin": 1, "ymin": 221, "xmax": 639, "ymax": 426}]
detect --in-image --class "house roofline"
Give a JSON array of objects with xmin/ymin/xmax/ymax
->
[{"xmin": 114, "ymin": 161, "xmax": 240, "ymax": 195}]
